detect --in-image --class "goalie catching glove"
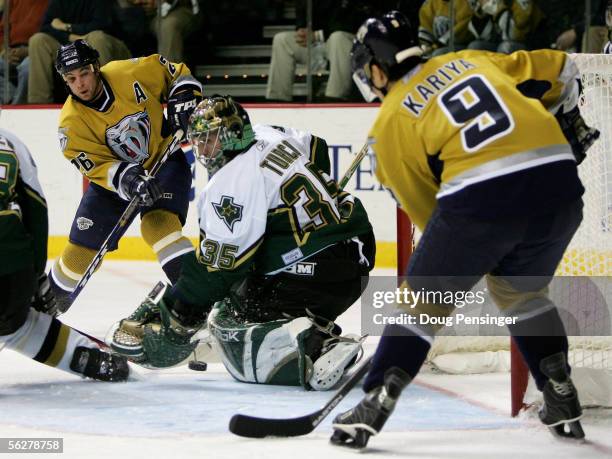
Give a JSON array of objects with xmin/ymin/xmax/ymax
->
[{"xmin": 107, "ymin": 282, "xmax": 209, "ymax": 368}]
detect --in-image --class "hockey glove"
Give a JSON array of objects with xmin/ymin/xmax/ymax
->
[
  {"xmin": 556, "ymin": 106, "xmax": 600, "ymax": 164},
  {"xmin": 31, "ymin": 273, "xmax": 58, "ymax": 316},
  {"xmin": 119, "ymin": 164, "xmax": 163, "ymax": 206},
  {"xmin": 167, "ymin": 89, "xmax": 201, "ymax": 139}
]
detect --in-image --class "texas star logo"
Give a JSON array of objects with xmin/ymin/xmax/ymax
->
[{"xmin": 212, "ymin": 195, "xmax": 243, "ymax": 232}]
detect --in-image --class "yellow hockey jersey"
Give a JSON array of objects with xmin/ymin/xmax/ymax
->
[
  {"xmin": 418, "ymin": 0, "xmax": 474, "ymax": 48},
  {"xmin": 510, "ymin": 0, "xmax": 544, "ymax": 42},
  {"xmin": 58, "ymin": 54, "xmax": 201, "ymax": 193},
  {"xmin": 369, "ymin": 49, "xmax": 582, "ymax": 231}
]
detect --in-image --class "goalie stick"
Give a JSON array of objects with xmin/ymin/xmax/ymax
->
[
  {"xmin": 229, "ymin": 355, "xmax": 372, "ymax": 438},
  {"xmin": 68, "ymin": 130, "xmax": 184, "ymax": 304}
]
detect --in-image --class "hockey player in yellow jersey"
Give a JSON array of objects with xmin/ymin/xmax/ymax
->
[
  {"xmin": 330, "ymin": 11, "xmax": 600, "ymax": 449},
  {"xmin": 418, "ymin": 0, "xmax": 474, "ymax": 56},
  {"xmin": 44, "ymin": 40, "xmax": 202, "ymax": 315}
]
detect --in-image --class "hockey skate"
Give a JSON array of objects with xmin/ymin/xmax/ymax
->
[
  {"xmin": 70, "ymin": 346, "xmax": 130, "ymax": 382},
  {"xmin": 330, "ymin": 367, "xmax": 411, "ymax": 449},
  {"xmin": 538, "ymin": 352, "xmax": 585, "ymax": 440},
  {"xmin": 308, "ymin": 334, "xmax": 364, "ymax": 390}
]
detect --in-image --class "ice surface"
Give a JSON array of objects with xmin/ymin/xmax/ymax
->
[{"xmin": 1, "ymin": 262, "xmax": 611, "ymax": 458}]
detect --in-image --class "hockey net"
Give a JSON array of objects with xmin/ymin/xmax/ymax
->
[{"xmin": 397, "ymin": 53, "xmax": 612, "ymax": 415}]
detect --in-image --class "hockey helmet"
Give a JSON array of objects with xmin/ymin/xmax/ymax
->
[
  {"xmin": 351, "ymin": 10, "xmax": 423, "ymax": 101},
  {"xmin": 55, "ymin": 39, "xmax": 100, "ymax": 75},
  {"xmin": 187, "ymin": 95, "xmax": 255, "ymax": 171}
]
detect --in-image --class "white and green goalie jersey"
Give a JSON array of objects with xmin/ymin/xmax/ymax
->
[{"xmin": 172, "ymin": 124, "xmax": 373, "ymax": 311}]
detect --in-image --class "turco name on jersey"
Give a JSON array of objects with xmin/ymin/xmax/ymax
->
[
  {"xmin": 370, "ymin": 49, "xmax": 584, "ymax": 231},
  {"xmin": 57, "ymin": 54, "xmax": 202, "ymax": 195}
]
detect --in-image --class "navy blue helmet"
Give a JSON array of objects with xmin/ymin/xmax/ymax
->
[
  {"xmin": 351, "ymin": 10, "xmax": 423, "ymax": 101},
  {"xmin": 55, "ymin": 39, "xmax": 100, "ymax": 75}
]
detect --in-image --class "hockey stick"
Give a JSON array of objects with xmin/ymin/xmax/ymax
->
[
  {"xmin": 68, "ymin": 130, "xmax": 184, "ymax": 303},
  {"xmin": 229, "ymin": 355, "xmax": 372, "ymax": 438},
  {"xmin": 338, "ymin": 141, "xmax": 370, "ymax": 189}
]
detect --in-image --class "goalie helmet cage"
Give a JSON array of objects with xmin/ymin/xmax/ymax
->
[{"xmin": 395, "ymin": 53, "xmax": 612, "ymax": 417}]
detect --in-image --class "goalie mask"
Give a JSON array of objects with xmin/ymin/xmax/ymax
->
[
  {"xmin": 351, "ymin": 10, "xmax": 423, "ymax": 102},
  {"xmin": 187, "ymin": 95, "xmax": 255, "ymax": 174}
]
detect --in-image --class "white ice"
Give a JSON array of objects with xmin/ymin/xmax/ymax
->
[{"xmin": 1, "ymin": 262, "xmax": 611, "ymax": 458}]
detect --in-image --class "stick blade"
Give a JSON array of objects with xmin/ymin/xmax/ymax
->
[{"xmin": 229, "ymin": 413, "xmax": 317, "ymax": 438}]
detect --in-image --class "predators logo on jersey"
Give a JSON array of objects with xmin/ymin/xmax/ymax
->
[{"xmin": 105, "ymin": 112, "xmax": 151, "ymax": 164}]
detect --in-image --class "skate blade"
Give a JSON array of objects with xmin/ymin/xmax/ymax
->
[
  {"xmin": 549, "ymin": 420, "xmax": 585, "ymax": 440},
  {"xmin": 330, "ymin": 427, "xmax": 371, "ymax": 450}
]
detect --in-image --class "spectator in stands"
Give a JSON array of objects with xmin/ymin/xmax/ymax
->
[
  {"xmin": 539, "ymin": 0, "xmax": 607, "ymax": 53},
  {"xmin": 27, "ymin": 0, "xmax": 131, "ymax": 104},
  {"xmin": 0, "ymin": 0, "xmax": 48, "ymax": 104},
  {"xmin": 125, "ymin": 0, "xmax": 202, "ymax": 62},
  {"xmin": 113, "ymin": 0, "xmax": 153, "ymax": 57},
  {"xmin": 266, "ymin": 0, "xmax": 376, "ymax": 102},
  {"xmin": 418, "ymin": 0, "xmax": 473, "ymax": 56},
  {"xmin": 467, "ymin": 0, "xmax": 543, "ymax": 54}
]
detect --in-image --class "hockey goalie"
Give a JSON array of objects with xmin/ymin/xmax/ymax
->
[{"xmin": 107, "ymin": 96, "xmax": 375, "ymax": 390}]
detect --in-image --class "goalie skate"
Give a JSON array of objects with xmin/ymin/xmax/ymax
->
[{"xmin": 309, "ymin": 334, "xmax": 364, "ymax": 390}]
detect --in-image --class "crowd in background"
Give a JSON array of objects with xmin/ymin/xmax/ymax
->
[{"xmin": 0, "ymin": 0, "xmax": 609, "ymax": 104}]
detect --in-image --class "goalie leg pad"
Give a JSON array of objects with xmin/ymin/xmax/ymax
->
[
  {"xmin": 208, "ymin": 300, "xmax": 362, "ymax": 389},
  {"xmin": 208, "ymin": 300, "xmax": 314, "ymax": 386}
]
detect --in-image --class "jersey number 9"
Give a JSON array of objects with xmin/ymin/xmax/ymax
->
[{"xmin": 438, "ymin": 74, "xmax": 515, "ymax": 153}]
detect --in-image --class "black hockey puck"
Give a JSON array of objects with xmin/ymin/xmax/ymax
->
[{"xmin": 188, "ymin": 360, "xmax": 208, "ymax": 371}]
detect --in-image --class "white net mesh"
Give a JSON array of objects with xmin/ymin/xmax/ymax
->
[{"xmin": 420, "ymin": 54, "xmax": 612, "ymax": 406}]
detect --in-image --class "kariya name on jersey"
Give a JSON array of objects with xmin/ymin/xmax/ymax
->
[
  {"xmin": 105, "ymin": 112, "xmax": 152, "ymax": 164},
  {"xmin": 402, "ymin": 58, "xmax": 476, "ymax": 117}
]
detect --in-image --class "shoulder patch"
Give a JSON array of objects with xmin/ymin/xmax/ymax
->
[
  {"xmin": 212, "ymin": 195, "xmax": 243, "ymax": 232},
  {"xmin": 58, "ymin": 127, "xmax": 69, "ymax": 152}
]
